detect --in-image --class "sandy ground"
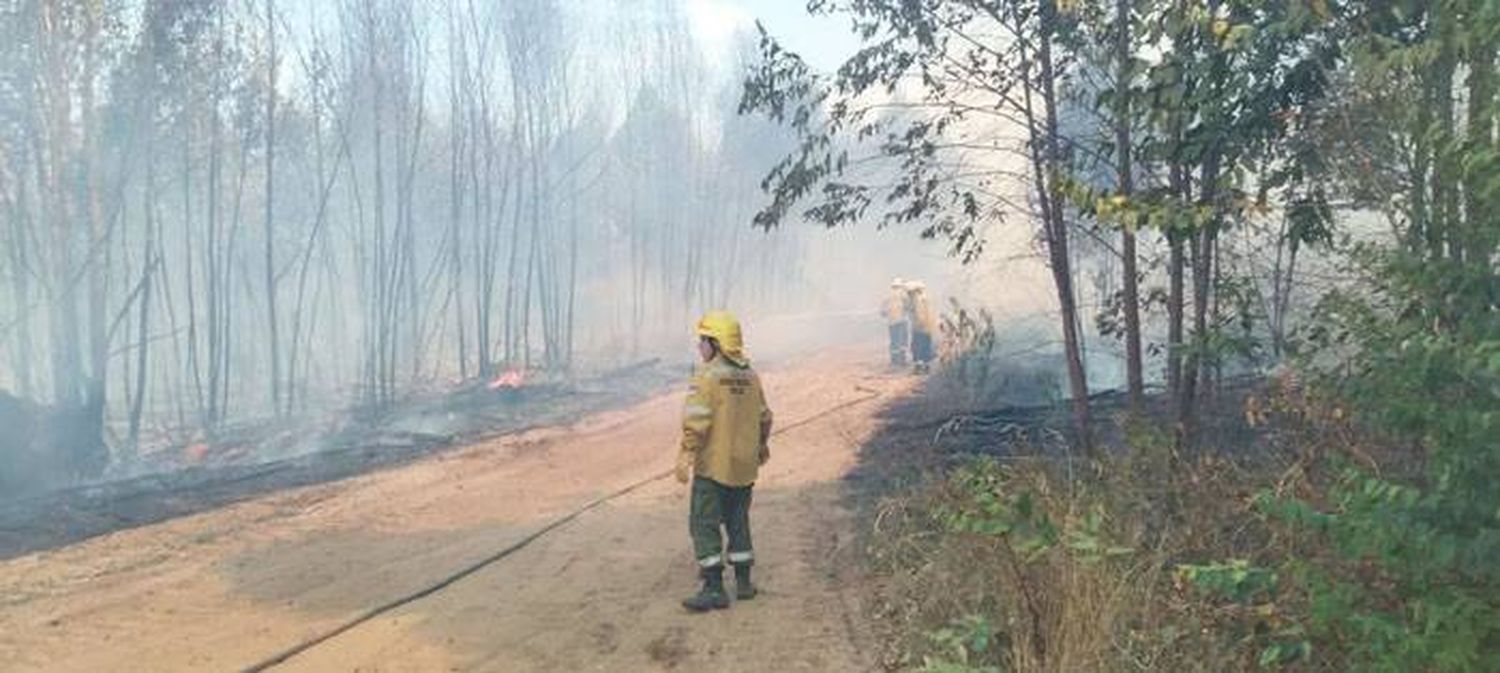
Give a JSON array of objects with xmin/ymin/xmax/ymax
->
[{"xmin": 0, "ymin": 347, "xmax": 911, "ymax": 672}]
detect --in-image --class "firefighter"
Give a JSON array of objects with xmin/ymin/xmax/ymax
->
[
  {"xmin": 675, "ymin": 311, "xmax": 774, "ymax": 612},
  {"xmin": 882, "ymin": 278, "xmax": 911, "ymax": 367},
  {"xmin": 907, "ymin": 281, "xmax": 938, "ymax": 373}
]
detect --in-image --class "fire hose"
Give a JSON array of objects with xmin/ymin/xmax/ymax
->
[{"xmin": 240, "ymin": 385, "xmax": 883, "ymax": 672}]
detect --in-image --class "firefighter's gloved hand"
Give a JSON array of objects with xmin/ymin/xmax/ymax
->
[
  {"xmin": 674, "ymin": 452, "xmax": 693, "ymax": 484},
  {"xmin": 758, "ymin": 443, "xmax": 770, "ymax": 466}
]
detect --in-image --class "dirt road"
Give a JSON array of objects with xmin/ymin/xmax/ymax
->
[{"xmin": 0, "ymin": 348, "xmax": 909, "ymax": 672}]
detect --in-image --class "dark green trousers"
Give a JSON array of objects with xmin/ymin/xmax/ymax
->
[{"xmin": 690, "ymin": 476, "xmax": 754, "ymax": 569}]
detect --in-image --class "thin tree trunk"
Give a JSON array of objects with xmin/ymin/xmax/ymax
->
[
  {"xmin": 1114, "ymin": 0, "xmax": 1143, "ymax": 414},
  {"xmin": 127, "ymin": 187, "xmax": 156, "ymax": 457},
  {"xmin": 446, "ymin": 4, "xmax": 469, "ymax": 380},
  {"xmin": 1034, "ymin": 0, "xmax": 1092, "ymax": 452},
  {"xmin": 1269, "ymin": 216, "xmax": 1299, "ymax": 360},
  {"xmin": 1179, "ymin": 150, "xmax": 1220, "ymax": 446},
  {"xmin": 566, "ymin": 176, "xmax": 578, "ymax": 369},
  {"xmin": 182, "ymin": 121, "xmax": 207, "ymax": 427},
  {"xmin": 81, "ymin": 8, "xmax": 109, "ymax": 460},
  {"xmin": 286, "ymin": 60, "xmax": 339, "ymax": 415},
  {"xmin": 1167, "ymin": 164, "xmax": 1186, "ymax": 405},
  {"xmin": 7, "ymin": 178, "xmax": 36, "ymax": 399},
  {"xmin": 1464, "ymin": 37, "xmax": 1495, "ymax": 262},
  {"xmin": 263, "ymin": 0, "xmax": 282, "ymax": 416},
  {"xmin": 1430, "ymin": 5, "xmax": 1459, "ymax": 263}
]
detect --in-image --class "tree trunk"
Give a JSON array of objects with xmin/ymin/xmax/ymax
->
[
  {"xmin": 1114, "ymin": 0, "xmax": 1143, "ymax": 414},
  {"xmin": 1430, "ymin": 5, "xmax": 1459, "ymax": 263},
  {"xmin": 446, "ymin": 6, "xmax": 469, "ymax": 380},
  {"xmin": 6, "ymin": 178, "xmax": 36, "ymax": 399},
  {"xmin": 128, "ymin": 189, "xmax": 156, "ymax": 458},
  {"xmin": 1179, "ymin": 150, "xmax": 1220, "ymax": 446},
  {"xmin": 1464, "ymin": 34, "xmax": 1495, "ymax": 262},
  {"xmin": 1166, "ymin": 164, "xmax": 1187, "ymax": 405},
  {"xmin": 81, "ymin": 8, "xmax": 109, "ymax": 465},
  {"xmin": 1022, "ymin": 0, "xmax": 1092, "ymax": 452},
  {"xmin": 263, "ymin": 0, "xmax": 282, "ymax": 416}
]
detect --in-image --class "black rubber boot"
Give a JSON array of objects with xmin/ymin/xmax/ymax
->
[
  {"xmin": 734, "ymin": 563, "xmax": 757, "ymax": 600},
  {"xmin": 682, "ymin": 567, "xmax": 729, "ymax": 612}
]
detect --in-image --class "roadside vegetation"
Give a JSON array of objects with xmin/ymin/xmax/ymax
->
[
  {"xmin": 864, "ymin": 369, "xmax": 1466, "ymax": 671},
  {"xmin": 862, "ymin": 276, "xmax": 1496, "ymax": 671},
  {"xmin": 745, "ymin": 1, "xmax": 1500, "ymax": 670}
]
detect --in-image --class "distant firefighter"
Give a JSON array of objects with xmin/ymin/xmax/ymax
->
[
  {"xmin": 906, "ymin": 281, "xmax": 938, "ymax": 373},
  {"xmin": 882, "ymin": 278, "xmax": 911, "ymax": 366}
]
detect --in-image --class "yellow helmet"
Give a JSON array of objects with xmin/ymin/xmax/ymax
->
[{"xmin": 696, "ymin": 311, "xmax": 748, "ymax": 366}]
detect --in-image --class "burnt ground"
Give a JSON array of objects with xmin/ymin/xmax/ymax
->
[
  {"xmin": 0, "ymin": 311, "xmax": 880, "ymax": 563},
  {"xmin": 838, "ymin": 367, "xmax": 1277, "ymax": 669},
  {"xmin": 0, "ymin": 359, "xmax": 683, "ymax": 561},
  {"xmin": 844, "ymin": 367, "xmax": 1272, "ymax": 515}
]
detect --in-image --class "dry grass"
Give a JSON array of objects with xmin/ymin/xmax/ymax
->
[
  {"xmin": 852, "ymin": 342, "xmax": 1416, "ymax": 672},
  {"xmin": 864, "ymin": 431, "xmax": 1299, "ymax": 673}
]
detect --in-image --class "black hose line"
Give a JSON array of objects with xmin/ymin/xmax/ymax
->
[{"xmin": 240, "ymin": 387, "xmax": 883, "ymax": 672}]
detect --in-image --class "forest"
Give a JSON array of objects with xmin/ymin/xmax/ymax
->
[
  {"xmin": 0, "ymin": 0, "xmax": 808, "ymax": 488},
  {"xmin": 738, "ymin": 0, "xmax": 1500, "ymax": 669}
]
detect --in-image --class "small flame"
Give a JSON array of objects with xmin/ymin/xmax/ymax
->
[
  {"xmin": 488, "ymin": 370, "xmax": 525, "ymax": 391},
  {"xmin": 184, "ymin": 442, "xmax": 210, "ymax": 464}
]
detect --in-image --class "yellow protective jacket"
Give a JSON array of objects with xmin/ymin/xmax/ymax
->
[
  {"xmin": 680, "ymin": 355, "xmax": 773, "ymax": 487},
  {"xmin": 910, "ymin": 292, "xmax": 939, "ymax": 335},
  {"xmin": 882, "ymin": 290, "xmax": 909, "ymax": 325}
]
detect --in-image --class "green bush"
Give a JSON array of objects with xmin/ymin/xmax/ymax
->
[
  {"xmin": 1248, "ymin": 247, "xmax": 1500, "ymax": 670},
  {"xmin": 918, "ymin": 615, "xmax": 1005, "ymax": 673}
]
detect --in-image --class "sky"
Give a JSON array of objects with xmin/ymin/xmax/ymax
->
[
  {"xmin": 685, "ymin": 0, "xmax": 862, "ymax": 73},
  {"xmin": 682, "ymin": 0, "xmax": 1060, "ymax": 330}
]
